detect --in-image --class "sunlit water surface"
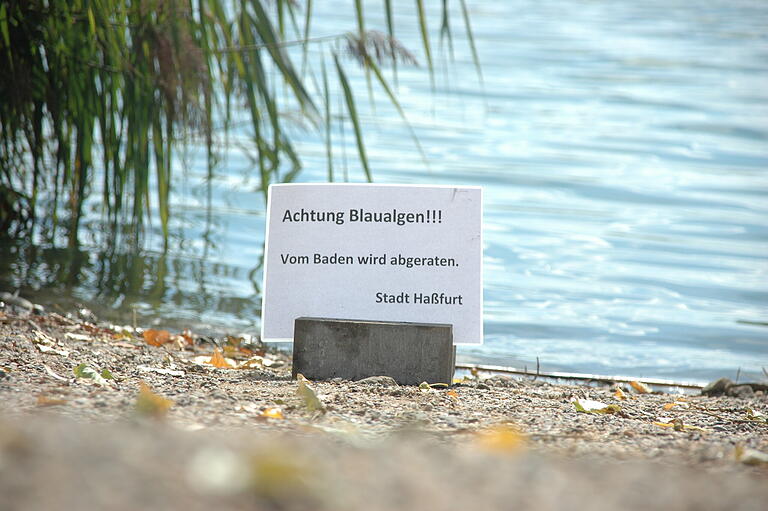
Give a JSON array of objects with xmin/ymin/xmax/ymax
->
[{"xmin": 2, "ymin": 0, "xmax": 767, "ymax": 382}]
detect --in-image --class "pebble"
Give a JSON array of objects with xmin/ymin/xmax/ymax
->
[{"xmin": 355, "ymin": 376, "xmax": 399, "ymax": 387}]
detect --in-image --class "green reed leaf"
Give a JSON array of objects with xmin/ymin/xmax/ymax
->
[{"xmin": 334, "ymin": 53, "xmax": 371, "ymax": 182}]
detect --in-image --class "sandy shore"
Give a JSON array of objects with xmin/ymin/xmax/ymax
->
[{"xmin": 1, "ymin": 307, "xmax": 767, "ymax": 510}]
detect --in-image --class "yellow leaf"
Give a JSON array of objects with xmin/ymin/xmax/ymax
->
[
  {"xmin": 261, "ymin": 407, "xmax": 284, "ymax": 420},
  {"xmin": 238, "ymin": 357, "xmax": 264, "ymax": 369},
  {"xmin": 36, "ymin": 395, "xmax": 67, "ymax": 407},
  {"xmin": 208, "ymin": 348, "xmax": 233, "ymax": 369},
  {"xmin": 653, "ymin": 419, "xmax": 706, "ymax": 432},
  {"xmin": 572, "ymin": 398, "xmax": 621, "ymax": 414},
  {"xmin": 143, "ymin": 329, "xmax": 171, "ymax": 347},
  {"xmin": 614, "ymin": 388, "xmax": 627, "ymax": 400},
  {"xmin": 135, "ymin": 381, "xmax": 173, "ymax": 418},
  {"xmin": 447, "ymin": 389, "xmax": 459, "ymax": 400},
  {"xmin": 629, "ymin": 381, "xmax": 651, "ymax": 394},
  {"xmin": 296, "ymin": 379, "xmax": 324, "ymax": 413},
  {"xmin": 476, "ymin": 425, "xmax": 526, "ymax": 454},
  {"xmin": 663, "ymin": 401, "xmax": 689, "ymax": 411}
]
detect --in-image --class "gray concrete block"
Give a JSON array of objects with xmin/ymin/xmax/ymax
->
[{"xmin": 293, "ymin": 317, "xmax": 455, "ymax": 385}]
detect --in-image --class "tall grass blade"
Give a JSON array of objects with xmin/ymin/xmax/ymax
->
[
  {"xmin": 415, "ymin": 0, "xmax": 434, "ymax": 89},
  {"xmin": 354, "ymin": 0, "xmax": 375, "ymax": 106},
  {"xmin": 383, "ymin": 0, "xmax": 398, "ymax": 86},
  {"xmin": 459, "ymin": 0, "xmax": 483, "ymax": 85},
  {"xmin": 364, "ymin": 55, "xmax": 428, "ymax": 169},
  {"xmin": 440, "ymin": 0, "xmax": 454, "ymax": 60},
  {"xmin": 322, "ymin": 58, "xmax": 334, "ymax": 182},
  {"xmin": 249, "ymin": 0, "xmax": 318, "ymax": 118},
  {"xmin": 333, "ymin": 53, "xmax": 371, "ymax": 182},
  {"xmin": 301, "ymin": 0, "xmax": 313, "ymax": 77}
]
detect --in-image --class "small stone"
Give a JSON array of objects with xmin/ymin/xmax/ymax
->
[
  {"xmin": 485, "ymin": 375, "xmax": 517, "ymax": 388},
  {"xmin": 441, "ymin": 417, "xmax": 459, "ymax": 428},
  {"xmin": 356, "ymin": 376, "xmax": 399, "ymax": 387},
  {"xmin": 701, "ymin": 377, "xmax": 733, "ymax": 396},
  {"xmin": 738, "ymin": 448, "xmax": 768, "ymax": 466},
  {"xmin": 728, "ymin": 385, "xmax": 754, "ymax": 398},
  {"xmin": 476, "ymin": 383, "xmax": 490, "ymax": 390}
]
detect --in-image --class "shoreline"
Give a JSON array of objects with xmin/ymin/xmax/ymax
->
[{"xmin": 1, "ymin": 307, "xmax": 767, "ymax": 510}]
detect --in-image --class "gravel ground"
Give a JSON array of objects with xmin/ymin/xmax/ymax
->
[{"xmin": 1, "ymin": 308, "xmax": 767, "ymax": 510}]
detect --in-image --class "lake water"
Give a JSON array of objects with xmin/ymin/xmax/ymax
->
[{"xmin": 2, "ymin": 0, "xmax": 767, "ymax": 383}]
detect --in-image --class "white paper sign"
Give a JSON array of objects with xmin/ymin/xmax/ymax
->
[{"xmin": 261, "ymin": 184, "xmax": 483, "ymax": 344}]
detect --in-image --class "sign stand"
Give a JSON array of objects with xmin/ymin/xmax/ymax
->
[{"xmin": 292, "ymin": 317, "xmax": 455, "ymax": 385}]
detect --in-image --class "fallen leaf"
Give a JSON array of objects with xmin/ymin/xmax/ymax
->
[
  {"xmin": 261, "ymin": 407, "xmax": 285, "ymax": 420},
  {"xmin": 64, "ymin": 332, "xmax": 93, "ymax": 342},
  {"xmin": 238, "ymin": 357, "xmax": 264, "ymax": 369},
  {"xmin": 43, "ymin": 364, "xmax": 68, "ymax": 382},
  {"xmin": 653, "ymin": 420, "xmax": 706, "ymax": 432},
  {"xmin": 447, "ymin": 390, "xmax": 459, "ymax": 400},
  {"xmin": 73, "ymin": 363, "xmax": 108, "ymax": 386},
  {"xmin": 614, "ymin": 388, "xmax": 627, "ymax": 400},
  {"xmin": 296, "ymin": 378, "xmax": 324, "ymax": 413},
  {"xmin": 262, "ymin": 356, "xmax": 284, "ymax": 368},
  {"xmin": 475, "ymin": 425, "xmax": 527, "ymax": 454},
  {"xmin": 209, "ymin": 348, "xmax": 234, "ymax": 369},
  {"xmin": 181, "ymin": 329, "xmax": 195, "ymax": 345},
  {"xmin": 663, "ymin": 401, "xmax": 690, "ymax": 411},
  {"xmin": 629, "ymin": 381, "xmax": 651, "ymax": 394},
  {"xmin": 135, "ymin": 381, "xmax": 173, "ymax": 418},
  {"xmin": 418, "ymin": 381, "xmax": 431, "ymax": 393},
  {"xmin": 100, "ymin": 368, "xmax": 115, "ymax": 380},
  {"xmin": 137, "ymin": 365, "xmax": 185, "ymax": 377},
  {"xmin": 36, "ymin": 395, "xmax": 67, "ymax": 407},
  {"xmin": 33, "ymin": 331, "xmax": 56, "ymax": 345},
  {"xmin": 112, "ymin": 341, "xmax": 140, "ymax": 349},
  {"xmin": 572, "ymin": 398, "xmax": 621, "ymax": 414},
  {"xmin": 745, "ymin": 408, "xmax": 766, "ymax": 423},
  {"xmin": 143, "ymin": 329, "xmax": 171, "ymax": 347},
  {"xmin": 36, "ymin": 344, "xmax": 70, "ymax": 357}
]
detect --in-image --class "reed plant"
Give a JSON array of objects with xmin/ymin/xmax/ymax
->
[{"xmin": 0, "ymin": 0, "xmax": 479, "ymax": 248}]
